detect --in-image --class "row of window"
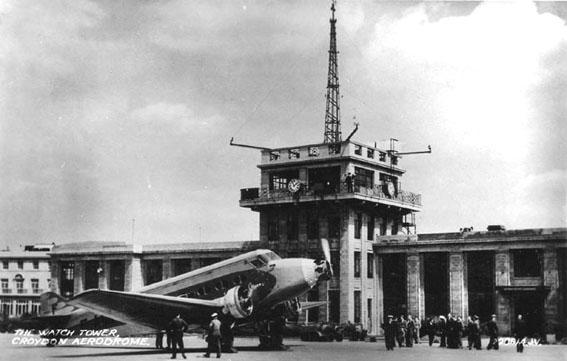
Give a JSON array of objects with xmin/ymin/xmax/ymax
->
[
  {"xmin": 2, "ymin": 260, "xmax": 42, "ymax": 270},
  {"xmin": 268, "ymin": 212, "xmax": 397, "ymax": 241},
  {"xmin": 268, "ymin": 167, "xmax": 399, "ymax": 194},
  {"xmin": 1, "ymin": 277, "xmax": 42, "ymax": 294},
  {"xmin": 0, "ymin": 299, "xmax": 41, "ymax": 317}
]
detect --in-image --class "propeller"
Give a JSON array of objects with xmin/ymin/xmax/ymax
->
[{"xmin": 320, "ymin": 238, "xmax": 334, "ymax": 277}]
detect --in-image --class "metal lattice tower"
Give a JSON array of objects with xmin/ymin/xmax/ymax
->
[{"xmin": 323, "ymin": 1, "xmax": 341, "ymax": 143}]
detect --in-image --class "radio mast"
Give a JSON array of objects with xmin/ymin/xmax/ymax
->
[{"xmin": 323, "ymin": 0, "xmax": 341, "ymax": 143}]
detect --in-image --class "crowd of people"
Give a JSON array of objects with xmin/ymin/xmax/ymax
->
[{"xmin": 381, "ymin": 313, "xmax": 519, "ymax": 352}]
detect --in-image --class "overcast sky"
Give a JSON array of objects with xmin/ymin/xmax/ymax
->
[{"xmin": 1, "ymin": 0, "xmax": 566, "ymax": 248}]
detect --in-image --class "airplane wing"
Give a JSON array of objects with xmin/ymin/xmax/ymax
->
[{"xmin": 67, "ymin": 289, "xmax": 223, "ymax": 332}]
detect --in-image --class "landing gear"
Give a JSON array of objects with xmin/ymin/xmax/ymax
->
[{"xmin": 256, "ymin": 317, "xmax": 288, "ymax": 350}]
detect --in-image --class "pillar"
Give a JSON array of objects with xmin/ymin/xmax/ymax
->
[
  {"xmin": 449, "ymin": 252, "xmax": 466, "ymax": 317},
  {"xmin": 495, "ymin": 250, "xmax": 511, "ymax": 334},
  {"xmin": 543, "ymin": 249, "xmax": 559, "ymax": 322},
  {"xmin": 73, "ymin": 261, "xmax": 84, "ymax": 295},
  {"xmin": 129, "ymin": 256, "xmax": 143, "ymax": 291},
  {"xmin": 407, "ymin": 253, "xmax": 421, "ymax": 318}
]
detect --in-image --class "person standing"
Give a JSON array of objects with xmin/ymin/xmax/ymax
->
[
  {"xmin": 438, "ymin": 315, "xmax": 447, "ymax": 347},
  {"xmin": 426, "ymin": 317, "xmax": 436, "ymax": 346},
  {"xmin": 345, "ymin": 172, "xmax": 354, "ymax": 193},
  {"xmin": 486, "ymin": 314, "xmax": 499, "ymax": 350},
  {"xmin": 396, "ymin": 316, "xmax": 406, "ymax": 348},
  {"xmin": 381, "ymin": 315, "xmax": 396, "ymax": 351},
  {"xmin": 514, "ymin": 314, "xmax": 527, "ymax": 353},
  {"xmin": 405, "ymin": 315, "xmax": 415, "ymax": 347},
  {"xmin": 168, "ymin": 314, "xmax": 188, "ymax": 359},
  {"xmin": 204, "ymin": 313, "xmax": 222, "ymax": 358}
]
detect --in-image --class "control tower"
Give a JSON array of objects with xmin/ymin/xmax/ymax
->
[{"xmin": 237, "ymin": 2, "xmax": 425, "ymax": 333}]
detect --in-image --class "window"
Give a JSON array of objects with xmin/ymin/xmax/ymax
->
[
  {"xmin": 16, "ymin": 300, "xmax": 28, "ymax": 316},
  {"xmin": 354, "ymin": 167, "xmax": 374, "ymax": 189},
  {"xmin": 328, "ymin": 144, "xmax": 341, "ymax": 155},
  {"xmin": 367, "ymin": 148, "xmax": 374, "ymax": 159},
  {"xmin": 287, "ymin": 213, "xmax": 299, "ymax": 240},
  {"xmin": 173, "ymin": 259, "xmax": 192, "ymax": 276},
  {"xmin": 391, "ymin": 155, "xmax": 398, "ymax": 166},
  {"xmin": 380, "ymin": 219, "xmax": 387, "ymax": 236},
  {"xmin": 379, "ymin": 152, "xmax": 386, "ymax": 162},
  {"xmin": 354, "ymin": 145, "xmax": 362, "ymax": 155},
  {"xmin": 269, "ymin": 151, "xmax": 280, "ymax": 161},
  {"xmin": 307, "ymin": 213, "xmax": 319, "ymax": 239},
  {"xmin": 31, "ymin": 279, "xmax": 39, "ymax": 293},
  {"xmin": 2, "ymin": 261, "xmax": 8, "ymax": 270},
  {"xmin": 17, "ymin": 261, "xmax": 23, "ymax": 270},
  {"xmin": 307, "ymin": 288, "xmax": 319, "ymax": 323},
  {"xmin": 354, "ymin": 252, "xmax": 361, "ymax": 278},
  {"xmin": 1, "ymin": 299, "xmax": 13, "ymax": 316},
  {"xmin": 331, "ymin": 251, "xmax": 340, "ymax": 276},
  {"xmin": 367, "ymin": 216, "xmax": 375, "ymax": 241},
  {"xmin": 367, "ymin": 254, "xmax": 374, "ymax": 278},
  {"xmin": 355, "ymin": 213, "xmax": 362, "ymax": 239},
  {"xmin": 269, "ymin": 170, "xmax": 299, "ymax": 190},
  {"xmin": 1, "ymin": 278, "xmax": 8, "ymax": 292},
  {"xmin": 354, "ymin": 291, "xmax": 361, "ymax": 323},
  {"xmin": 513, "ymin": 249, "xmax": 543, "ymax": 277},
  {"xmin": 328, "ymin": 216, "xmax": 341, "ymax": 238},
  {"xmin": 308, "ymin": 146, "xmax": 320, "ymax": 157},
  {"xmin": 33, "ymin": 261, "xmax": 39, "ymax": 270},
  {"xmin": 288, "ymin": 148, "xmax": 300, "ymax": 159},
  {"xmin": 31, "ymin": 301, "xmax": 40, "ymax": 315},
  {"xmin": 392, "ymin": 218, "xmax": 399, "ymax": 235},
  {"xmin": 268, "ymin": 216, "xmax": 279, "ymax": 241},
  {"xmin": 144, "ymin": 259, "xmax": 163, "ymax": 286},
  {"xmin": 14, "ymin": 275, "xmax": 24, "ymax": 294}
]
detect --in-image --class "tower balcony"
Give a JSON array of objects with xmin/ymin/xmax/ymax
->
[{"xmin": 240, "ymin": 183, "xmax": 421, "ymax": 211}]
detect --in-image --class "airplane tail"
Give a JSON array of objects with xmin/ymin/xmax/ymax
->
[{"xmin": 40, "ymin": 292, "xmax": 77, "ymax": 316}]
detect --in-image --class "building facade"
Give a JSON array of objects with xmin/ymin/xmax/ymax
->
[
  {"xmin": 48, "ymin": 241, "xmax": 261, "ymax": 298},
  {"xmin": 0, "ymin": 245, "xmax": 52, "ymax": 318},
  {"xmin": 375, "ymin": 228, "xmax": 567, "ymax": 337}
]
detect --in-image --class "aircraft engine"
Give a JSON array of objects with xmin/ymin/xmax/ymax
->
[{"xmin": 223, "ymin": 286, "xmax": 253, "ymax": 319}]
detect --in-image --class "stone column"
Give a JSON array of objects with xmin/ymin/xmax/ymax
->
[
  {"xmin": 543, "ymin": 249, "xmax": 559, "ymax": 322},
  {"xmin": 494, "ymin": 250, "xmax": 511, "ymax": 334},
  {"xmin": 339, "ymin": 209, "xmax": 352, "ymax": 324},
  {"xmin": 376, "ymin": 254, "xmax": 384, "ymax": 336},
  {"xmin": 98, "ymin": 260, "xmax": 109, "ymax": 290},
  {"xmin": 163, "ymin": 257, "xmax": 172, "ymax": 280},
  {"xmin": 407, "ymin": 253, "xmax": 421, "ymax": 318},
  {"xmin": 129, "ymin": 256, "xmax": 143, "ymax": 291},
  {"xmin": 449, "ymin": 252, "xmax": 466, "ymax": 317},
  {"xmin": 73, "ymin": 261, "xmax": 84, "ymax": 296}
]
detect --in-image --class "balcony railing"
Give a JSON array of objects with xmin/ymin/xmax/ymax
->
[
  {"xmin": 16, "ymin": 288, "xmax": 27, "ymax": 294},
  {"xmin": 241, "ymin": 183, "xmax": 421, "ymax": 207},
  {"xmin": 1, "ymin": 288, "xmax": 11, "ymax": 294},
  {"xmin": 32, "ymin": 288, "xmax": 43, "ymax": 294}
]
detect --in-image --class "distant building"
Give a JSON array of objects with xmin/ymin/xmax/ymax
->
[
  {"xmin": 0, "ymin": 245, "xmax": 53, "ymax": 318},
  {"xmin": 48, "ymin": 241, "xmax": 262, "ymax": 297}
]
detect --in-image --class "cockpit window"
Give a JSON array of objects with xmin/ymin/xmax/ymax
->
[{"xmin": 250, "ymin": 257, "xmax": 266, "ymax": 268}]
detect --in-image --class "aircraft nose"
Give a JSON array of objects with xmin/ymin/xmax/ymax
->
[{"xmin": 301, "ymin": 259, "xmax": 324, "ymax": 288}]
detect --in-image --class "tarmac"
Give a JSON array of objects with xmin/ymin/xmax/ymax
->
[{"xmin": 2, "ymin": 333, "xmax": 566, "ymax": 361}]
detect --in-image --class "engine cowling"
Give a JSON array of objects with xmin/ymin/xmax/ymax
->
[{"xmin": 222, "ymin": 286, "xmax": 253, "ymax": 319}]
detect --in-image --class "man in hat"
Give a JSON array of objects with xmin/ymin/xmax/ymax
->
[
  {"xmin": 486, "ymin": 314, "xmax": 499, "ymax": 350},
  {"xmin": 204, "ymin": 313, "xmax": 222, "ymax": 358},
  {"xmin": 167, "ymin": 314, "xmax": 188, "ymax": 359},
  {"xmin": 381, "ymin": 315, "xmax": 396, "ymax": 350}
]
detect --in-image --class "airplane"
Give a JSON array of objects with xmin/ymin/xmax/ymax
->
[{"xmin": 29, "ymin": 240, "xmax": 334, "ymax": 351}]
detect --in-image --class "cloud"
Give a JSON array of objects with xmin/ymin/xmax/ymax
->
[{"xmin": 363, "ymin": 1, "xmax": 567, "ymax": 160}]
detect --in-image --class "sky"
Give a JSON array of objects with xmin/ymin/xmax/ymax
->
[{"xmin": 0, "ymin": 0, "xmax": 566, "ymax": 248}]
